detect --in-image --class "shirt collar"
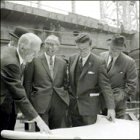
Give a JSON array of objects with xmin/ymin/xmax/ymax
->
[
  {"xmin": 80, "ymin": 53, "xmax": 90, "ymax": 66},
  {"xmin": 17, "ymin": 48, "xmax": 24, "ymax": 65},
  {"xmin": 44, "ymin": 52, "xmax": 55, "ymax": 63}
]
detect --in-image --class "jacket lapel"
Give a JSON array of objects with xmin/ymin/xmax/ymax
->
[
  {"xmin": 105, "ymin": 52, "xmax": 110, "ymax": 64},
  {"xmin": 108, "ymin": 53, "xmax": 123, "ymax": 75},
  {"xmin": 79, "ymin": 54, "xmax": 93, "ymax": 80},
  {"xmin": 53, "ymin": 57, "xmax": 59, "ymax": 80},
  {"xmin": 70, "ymin": 55, "xmax": 79, "ymax": 88},
  {"xmin": 41, "ymin": 54, "xmax": 52, "ymax": 80}
]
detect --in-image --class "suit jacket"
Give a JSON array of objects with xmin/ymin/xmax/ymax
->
[
  {"xmin": 69, "ymin": 53, "xmax": 115, "ymax": 116},
  {"xmin": 0, "ymin": 46, "xmax": 38, "ymax": 120},
  {"xmin": 100, "ymin": 51, "xmax": 137, "ymax": 102},
  {"xmin": 23, "ymin": 54, "xmax": 70, "ymax": 114}
]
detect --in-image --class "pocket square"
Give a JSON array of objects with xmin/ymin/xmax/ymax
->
[
  {"xmin": 88, "ymin": 71, "xmax": 95, "ymax": 74},
  {"xmin": 90, "ymin": 93, "xmax": 99, "ymax": 97},
  {"xmin": 120, "ymin": 71, "xmax": 124, "ymax": 74}
]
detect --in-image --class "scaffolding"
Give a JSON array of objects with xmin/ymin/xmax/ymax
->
[{"xmin": 100, "ymin": 1, "xmax": 139, "ymax": 31}]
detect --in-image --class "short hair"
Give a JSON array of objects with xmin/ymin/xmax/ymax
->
[
  {"xmin": 44, "ymin": 35, "xmax": 60, "ymax": 46},
  {"xmin": 18, "ymin": 33, "xmax": 42, "ymax": 49}
]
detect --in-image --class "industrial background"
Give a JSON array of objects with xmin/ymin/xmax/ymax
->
[{"xmin": 1, "ymin": 1, "xmax": 139, "ymax": 122}]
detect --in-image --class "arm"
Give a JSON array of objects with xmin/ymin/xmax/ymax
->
[
  {"xmin": 98, "ymin": 60, "xmax": 115, "ymax": 121},
  {"xmin": 98, "ymin": 60, "xmax": 115, "ymax": 109},
  {"xmin": 1, "ymin": 64, "xmax": 51, "ymax": 133},
  {"xmin": 23, "ymin": 61, "xmax": 34, "ymax": 99},
  {"xmin": 1, "ymin": 64, "xmax": 37, "ymax": 120},
  {"xmin": 124, "ymin": 60, "xmax": 138, "ymax": 99},
  {"xmin": 63, "ymin": 61, "xmax": 69, "ymax": 91}
]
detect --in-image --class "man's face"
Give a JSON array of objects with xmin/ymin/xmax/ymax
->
[
  {"xmin": 9, "ymin": 36, "xmax": 18, "ymax": 47},
  {"xmin": 44, "ymin": 42, "xmax": 59, "ymax": 56},
  {"xmin": 77, "ymin": 41, "xmax": 91, "ymax": 58},
  {"xmin": 23, "ymin": 44, "xmax": 40, "ymax": 63},
  {"xmin": 110, "ymin": 43, "xmax": 124, "ymax": 57}
]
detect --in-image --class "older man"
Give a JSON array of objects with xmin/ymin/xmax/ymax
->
[
  {"xmin": 68, "ymin": 33, "xmax": 115, "ymax": 127},
  {"xmin": 0, "ymin": 33, "xmax": 51, "ymax": 134},
  {"xmin": 24, "ymin": 35, "xmax": 70, "ymax": 129},
  {"xmin": 100, "ymin": 34, "xmax": 137, "ymax": 118}
]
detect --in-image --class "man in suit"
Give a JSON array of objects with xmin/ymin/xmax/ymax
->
[
  {"xmin": 8, "ymin": 26, "xmax": 29, "ymax": 47},
  {"xmin": 100, "ymin": 34, "xmax": 137, "ymax": 119},
  {"xmin": 68, "ymin": 33, "xmax": 115, "ymax": 127},
  {"xmin": 23, "ymin": 35, "xmax": 70, "ymax": 129},
  {"xmin": 0, "ymin": 33, "xmax": 51, "ymax": 134}
]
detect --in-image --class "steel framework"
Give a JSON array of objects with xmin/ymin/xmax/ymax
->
[{"xmin": 100, "ymin": 1, "xmax": 139, "ymax": 31}]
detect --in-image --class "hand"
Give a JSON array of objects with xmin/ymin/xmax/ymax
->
[
  {"xmin": 106, "ymin": 109, "xmax": 115, "ymax": 122},
  {"xmin": 33, "ymin": 116, "xmax": 52, "ymax": 134}
]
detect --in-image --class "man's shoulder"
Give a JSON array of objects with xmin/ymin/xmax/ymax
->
[
  {"xmin": 56, "ymin": 56, "xmax": 67, "ymax": 65},
  {"xmin": 90, "ymin": 53, "xmax": 104, "ymax": 62},
  {"xmin": 122, "ymin": 52, "xmax": 135, "ymax": 62},
  {"xmin": 1, "ymin": 46, "xmax": 18, "ymax": 66},
  {"xmin": 69, "ymin": 54, "xmax": 78, "ymax": 60},
  {"xmin": 100, "ymin": 51, "xmax": 109, "ymax": 56}
]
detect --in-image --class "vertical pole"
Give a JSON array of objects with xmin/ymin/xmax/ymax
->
[
  {"xmin": 116, "ymin": 1, "xmax": 119, "ymax": 29},
  {"xmin": 72, "ymin": 0, "xmax": 75, "ymax": 13}
]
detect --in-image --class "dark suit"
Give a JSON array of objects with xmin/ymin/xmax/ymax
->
[
  {"xmin": 23, "ymin": 54, "xmax": 70, "ymax": 129},
  {"xmin": 69, "ymin": 53, "xmax": 115, "ymax": 126},
  {"xmin": 0, "ymin": 46, "xmax": 38, "ymax": 132},
  {"xmin": 100, "ymin": 51, "xmax": 137, "ymax": 118}
]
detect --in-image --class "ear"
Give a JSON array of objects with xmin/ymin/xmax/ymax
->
[{"xmin": 18, "ymin": 43, "xmax": 25, "ymax": 53}]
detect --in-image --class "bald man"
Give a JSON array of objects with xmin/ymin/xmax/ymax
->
[
  {"xmin": 24, "ymin": 35, "xmax": 70, "ymax": 129},
  {"xmin": 0, "ymin": 33, "xmax": 51, "ymax": 134}
]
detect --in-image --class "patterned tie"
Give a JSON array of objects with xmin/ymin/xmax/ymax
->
[
  {"xmin": 107, "ymin": 56, "xmax": 113, "ymax": 73},
  {"xmin": 79, "ymin": 57, "xmax": 83, "ymax": 71},
  {"xmin": 50, "ymin": 56, "xmax": 54, "ymax": 78}
]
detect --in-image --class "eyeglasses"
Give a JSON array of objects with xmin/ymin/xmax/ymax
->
[{"xmin": 44, "ymin": 42, "xmax": 59, "ymax": 46}]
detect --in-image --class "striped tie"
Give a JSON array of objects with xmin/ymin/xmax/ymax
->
[{"xmin": 50, "ymin": 56, "xmax": 54, "ymax": 78}]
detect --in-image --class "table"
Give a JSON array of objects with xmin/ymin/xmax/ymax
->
[{"xmin": 1, "ymin": 115, "xmax": 139, "ymax": 139}]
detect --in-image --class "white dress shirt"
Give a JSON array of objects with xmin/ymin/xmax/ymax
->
[
  {"xmin": 44, "ymin": 52, "xmax": 55, "ymax": 69},
  {"xmin": 17, "ymin": 48, "xmax": 24, "ymax": 65},
  {"xmin": 44, "ymin": 52, "xmax": 55, "ymax": 78},
  {"xmin": 80, "ymin": 53, "xmax": 90, "ymax": 67}
]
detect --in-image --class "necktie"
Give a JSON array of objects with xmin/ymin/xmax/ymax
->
[
  {"xmin": 79, "ymin": 57, "xmax": 83, "ymax": 71},
  {"xmin": 49, "ymin": 56, "xmax": 54, "ymax": 78},
  {"xmin": 21, "ymin": 63, "xmax": 25, "ymax": 85},
  {"xmin": 107, "ymin": 56, "xmax": 113, "ymax": 72}
]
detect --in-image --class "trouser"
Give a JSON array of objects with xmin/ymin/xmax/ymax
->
[
  {"xmin": 35, "ymin": 92, "xmax": 70, "ymax": 131},
  {"xmin": 69, "ymin": 99, "xmax": 97, "ymax": 127},
  {"xmin": 0, "ymin": 104, "xmax": 17, "ymax": 132},
  {"xmin": 0, "ymin": 103, "xmax": 17, "ymax": 140}
]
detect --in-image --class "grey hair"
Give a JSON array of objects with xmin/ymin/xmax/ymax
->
[{"xmin": 17, "ymin": 33, "xmax": 42, "ymax": 48}]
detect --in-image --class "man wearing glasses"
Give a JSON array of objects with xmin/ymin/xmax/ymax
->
[{"xmin": 68, "ymin": 33, "xmax": 115, "ymax": 127}]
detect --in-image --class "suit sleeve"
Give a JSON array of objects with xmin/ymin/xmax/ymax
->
[
  {"xmin": 63, "ymin": 62, "xmax": 69, "ymax": 91},
  {"xmin": 124, "ymin": 60, "xmax": 138, "ymax": 98},
  {"xmin": 23, "ymin": 61, "xmax": 34, "ymax": 99},
  {"xmin": 1, "ymin": 64, "xmax": 38, "ymax": 120},
  {"xmin": 99, "ymin": 60, "xmax": 115, "ymax": 109},
  {"xmin": 67, "ymin": 57, "xmax": 73, "ymax": 95}
]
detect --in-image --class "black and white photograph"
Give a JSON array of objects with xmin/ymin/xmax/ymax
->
[{"xmin": 0, "ymin": 0, "xmax": 139, "ymax": 139}]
